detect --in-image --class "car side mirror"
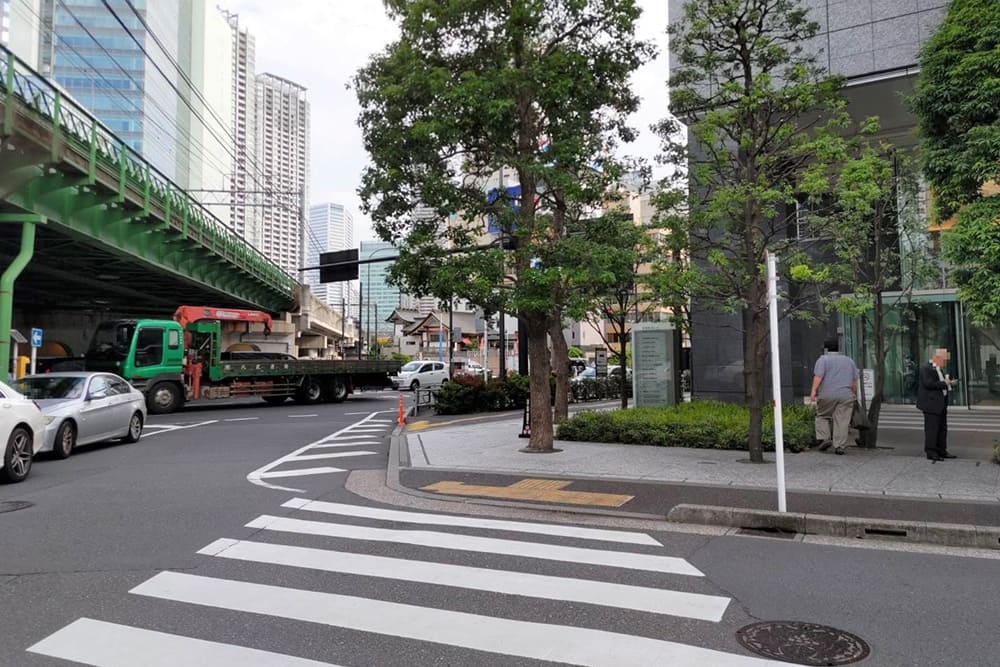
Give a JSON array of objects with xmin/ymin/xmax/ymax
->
[{"xmin": 87, "ymin": 389, "xmax": 108, "ymax": 401}]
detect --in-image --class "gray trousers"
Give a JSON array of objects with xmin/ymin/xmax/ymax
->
[{"xmin": 815, "ymin": 397, "xmax": 854, "ymax": 448}]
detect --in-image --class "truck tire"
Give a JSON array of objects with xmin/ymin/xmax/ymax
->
[
  {"xmin": 328, "ymin": 378, "xmax": 349, "ymax": 403},
  {"xmin": 147, "ymin": 382, "xmax": 182, "ymax": 414},
  {"xmin": 295, "ymin": 377, "xmax": 324, "ymax": 404}
]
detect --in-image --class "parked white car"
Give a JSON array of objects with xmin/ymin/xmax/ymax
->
[
  {"xmin": 13, "ymin": 373, "xmax": 146, "ymax": 459},
  {"xmin": 0, "ymin": 380, "xmax": 45, "ymax": 483},
  {"xmin": 391, "ymin": 360, "xmax": 450, "ymax": 390}
]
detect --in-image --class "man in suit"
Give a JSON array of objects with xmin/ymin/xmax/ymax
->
[{"xmin": 916, "ymin": 348, "xmax": 958, "ymax": 462}]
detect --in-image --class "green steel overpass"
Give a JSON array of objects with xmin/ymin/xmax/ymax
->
[{"xmin": 0, "ymin": 46, "xmax": 298, "ymax": 334}]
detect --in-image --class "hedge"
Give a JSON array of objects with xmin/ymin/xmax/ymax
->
[
  {"xmin": 556, "ymin": 401, "xmax": 816, "ymax": 452},
  {"xmin": 434, "ymin": 374, "xmax": 530, "ymax": 415}
]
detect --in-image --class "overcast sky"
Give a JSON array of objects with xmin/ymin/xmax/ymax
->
[{"xmin": 226, "ymin": 0, "xmax": 670, "ymax": 243}]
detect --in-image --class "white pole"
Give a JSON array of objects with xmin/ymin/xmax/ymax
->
[
  {"xmin": 30, "ymin": 345, "xmax": 37, "ymax": 376},
  {"xmin": 766, "ymin": 252, "xmax": 787, "ymax": 513}
]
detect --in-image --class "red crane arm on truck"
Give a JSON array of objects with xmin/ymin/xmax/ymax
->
[{"xmin": 173, "ymin": 306, "xmax": 273, "ymax": 334}]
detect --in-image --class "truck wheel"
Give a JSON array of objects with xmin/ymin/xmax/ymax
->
[
  {"xmin": 329, "ymin": 378, "xmax": 349, "ymax": 403},
  {"xmin": 295, "ymin": 377, "xmax": 324, "ymax": 404},
  {"xmin": 147, "ymin": 382, "xmax": 182, "ymax": 414}
]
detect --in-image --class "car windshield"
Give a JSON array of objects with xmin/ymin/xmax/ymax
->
[
  {"xmin": 13, "ymin": 376, "xmax": 86, "ymax": 399},
  {"xmin": 401, "ymin": 361, "xmax": 422, "ymax": 372}
]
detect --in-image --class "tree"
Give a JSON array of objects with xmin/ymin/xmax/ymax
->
[
  {"xmin": 356, "ymin": 0, "xmax": 654, "ymax": 451},
  {"xmin": 796, "ymin": 122, "xmax": 937, "ymax": 448},
  {"xmin": 911, "ymin": 0, "xmax": 1000, "ymax": 326},
  {"xmin": 658, "ymin": 0, "xmax": 849, "ymax": 463}
]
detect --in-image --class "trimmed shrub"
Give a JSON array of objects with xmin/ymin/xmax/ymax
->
[
  {"xmin": 434, "ymin": 374, "xmax": 529, "ymax": 414},
  {"xmin": 556, "ymin": 401, "xmax": 816, "ymax": 452},
  {"xmin": 992, "ymin": 440, "xmax": 1000, "ymax": 465}
]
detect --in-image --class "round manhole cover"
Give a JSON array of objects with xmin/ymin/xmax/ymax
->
[
  {"xmin": 0, "ymin": 501, "xmax": 33, "ymax": 514},
  {"xmin": 737, "ymin": 621, "xmax": 870, "ymax": 665}
]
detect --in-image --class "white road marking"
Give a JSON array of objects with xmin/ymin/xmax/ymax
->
[
  {"xmin": 288, "ymin": 414, "xmax": 319, "ymax": 418},
  {"xmin": 200, "ymin": 539, "xmax": 728, "ymax": 621},
  {"xmin": 141, "ymin": 420, "xmax": 218, "ymax": 438},
  {"xmin": 283, "ymin": 498, "xmax": 662, "ymax": 546},
  {"xmin": 258, "ymin": 467, "xmax": 346, "ymax": 479},
  {"xmin": 246, "ymin": 515, "xmax": 700, "ymax": 576},
  {"xmin": 131, "ymin": 572, "xmax": 781, "ymax": 666},
  {"xmin": 310, "ymin": 441, "xmax": 380, "ymax": 449},
  {"xmin": 291, "ymin": 451, "xmax": 378, "ymax": 461},
  {"xmin": 224, "ymin": 417, "xmax": 260, "ymax": 422},
  {"xmin": 318, "ymin": 434, "xmax": 381, "ymax": 441},
  {"xmin": 247, "ymin": 412, "xmax": 383, "ymax": 492},
  {"xmin": 27, "ymin": 618, "xmax": 336, "ymax": 667}
]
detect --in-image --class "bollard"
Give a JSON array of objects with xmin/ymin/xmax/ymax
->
[{"xmin": 398, "ymin": 392, "xmax": 405, "ymax": 426}]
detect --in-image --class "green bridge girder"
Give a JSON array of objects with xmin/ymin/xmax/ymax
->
[{"xmin": 0, "ymin": 46, "xmax": 298, "ymax": 315}]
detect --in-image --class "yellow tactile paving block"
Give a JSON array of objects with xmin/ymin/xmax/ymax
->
[{"xmin": 421, "ymin": 478, "xmax": 634, "ymax": 507}]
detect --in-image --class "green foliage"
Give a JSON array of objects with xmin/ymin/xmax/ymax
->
[
  {"xmin": 434, "ymin": 374, "xmax": 529, "ymax": 415},
  {"xmin": 993, "ymin": 439, "xmax": 1000, "ymax": 465},
  {"xmin": 911, "ymin": 0, "xmax": 1000, "ymax": 221},
  {"xmin": 657, "ymin": 0, "xmax": 850, "ymax": 461},
  {"xmin": 942, "ymin": 198, "xmax": 1000, "ymax": 326},
  {"xmin": 567, "ymin": 346, "xmax": 584, "ymax": 359},
  {"xmin": 556, "ymin": 401, "xmax": 815, "ymax": 452},
  {"xmin": 390, "ymin": 352, "xmax": 411, "ymax": 363}
]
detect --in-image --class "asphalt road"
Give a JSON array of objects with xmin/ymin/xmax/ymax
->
[{"xmin": 2, "ymin": 393, "xmax": 999, "ymax": 666}]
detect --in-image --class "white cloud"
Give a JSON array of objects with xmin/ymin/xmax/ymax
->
[{"xmin": 225, "ymin": 0, "xmax": 669, "ymax": 243}]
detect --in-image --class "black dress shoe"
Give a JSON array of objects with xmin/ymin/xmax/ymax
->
[
  {"xmin": 927, "ymin": 455, "xmax": 942, "ymax": 462},
  {"xmin": 939, "ymin": 453, "xmax": 957, "ymax": 459}
]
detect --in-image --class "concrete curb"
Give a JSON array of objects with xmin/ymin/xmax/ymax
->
[{"xmin": 667, "ymin": 504, "xmax": 1000, "ymax": 550}]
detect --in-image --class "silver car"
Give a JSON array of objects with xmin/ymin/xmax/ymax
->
[{"xmin": 12, "ymin": 373, "xmax": 146, "ymax": 459}]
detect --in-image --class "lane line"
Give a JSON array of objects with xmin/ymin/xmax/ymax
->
[
  {"xmin": 283, "ymin": 498, "xmax": 662, "ymax": 546},
  {"xmin": 288, "ymin": 414, "xmax": 319, "ymax": 418},
  {"xmin": 310, "ymin": 442, "xmax": 381, "ymax": 449},
  {"xmin": 247, "ymin": 412, "xmax": 383, "ymax": 492},
  {"xmin": 131, "ymin": 572, "xmax": 780, "ymax": 666},
  {"xmin": 258, "ymin": 467, "xmax": 346, "ymax": 479},
  {"xmin": 318, "ymin": 435, "xmax": 382, "ymax": 441},
  {"xmin": 225, "ymin": 417, "xmax": 260, "ymax": 422},
  {"xmin": 141, "ymin": 420, "xmax": 218, "ymax": 438},
  {"xmin": 201, "ymin": 539, "xmax": 728, "ymax": 621},
  {"xmin": 28, "ymin": 618, "xmax": 336, "ymax": 667},
  {"xmin": 246, "ymin": 515, "xmax": 699, "ymax": 576},
  {"xmin": 292, "ymin": 451, "xmax": 379, "ymax": 461}
]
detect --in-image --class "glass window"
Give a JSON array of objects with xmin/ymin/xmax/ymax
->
[
  {"xmin": 88, "ymin": 375, "xmax": 111, "ymax": 397},
  {"xmin": 13, "ymin": 376, "xmax": 86, "ymax": 399},
  {"xmin": 964, "ymin": 319, "xmax": 1000, "ymax": 407},
  {"xmin": 419, "ymin": 364, "xmax": 433, "ymax": 373},
  {"xmin": 167, "ymin": 329, "xmax": 180, "ymax": 349},
  {"xmin": 107, "ymin": 377, "xmax": 131, "ymax": 395},
  {"xmin": 134, "ymin": 327, "xmax": 164, "ymax": 368}
]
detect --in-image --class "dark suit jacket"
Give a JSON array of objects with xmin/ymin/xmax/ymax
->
[{"xmin": 916, "ymin": 363, "xmax": 949, "ymax": 415}]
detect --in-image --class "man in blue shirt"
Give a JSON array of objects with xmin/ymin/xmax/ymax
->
[{"xmin": 809, "ymin": 337, "xmax": 858, "ymax": 455}]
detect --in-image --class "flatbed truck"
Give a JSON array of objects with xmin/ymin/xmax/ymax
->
[{"xmin": 84, "ymin": 306, "xmax": 400, "ymax": 414}]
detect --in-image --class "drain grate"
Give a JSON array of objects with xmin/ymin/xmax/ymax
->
[
  {"xmin": 0, "ymin": 501, "xmax": 32, "ymax": 514},
  {"xmin": 737, "ymin": 621, "xmax": 870, "ymax": 665}
]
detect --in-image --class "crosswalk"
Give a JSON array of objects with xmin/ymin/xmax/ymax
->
[
  {"xmin": 246, "ymin": 412, "xmax": 394, "ymax": 492},
  {"xmin": 26, "ymin": 499, "xmax": 786, "ymax": 666}
]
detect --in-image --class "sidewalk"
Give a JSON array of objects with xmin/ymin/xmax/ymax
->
[{"xmin": 396, "ymin": 410, "xmax": 1000, "ymax": 540}]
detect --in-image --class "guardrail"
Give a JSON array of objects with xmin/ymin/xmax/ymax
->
[{"xmin": 0, "ymin": 45, "xmax": 297, "ymax": 300}]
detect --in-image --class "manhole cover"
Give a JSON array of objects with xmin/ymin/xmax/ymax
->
[
  {"xmin": 737, "ymin": 621, "xmax": 870, "ymax": 665},
  {"xmin": 0, "ymin": 501, "xmax": 33, "ymax": 514}
]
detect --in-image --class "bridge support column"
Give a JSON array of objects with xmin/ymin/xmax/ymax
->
[{"xmin": 0, "ymin": 214, "xmax": 44, "ymax": 382}]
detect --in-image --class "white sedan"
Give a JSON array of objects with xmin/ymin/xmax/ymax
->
[
  {"xmin": 0, "ymin": 380, "xmax": 45, "ymax": 483},
  {"xmin": 13, "ymin": 373, "xmax": 146, "ymax": 459}
]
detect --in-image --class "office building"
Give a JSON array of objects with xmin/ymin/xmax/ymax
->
[
  {"xmin": 253, "ymin": 72, "xmax": 309, "ymax": 276},
  {"xmin": 306, "ymin": 202, "xmax": 354, "ymax": 307},
  {"xmin": 46, "ymin": 0, "xmax": 181, "ymax": 180},
  {"xmin": 667, "ymin": 0, "xmax": 983, "ymax": 405},
  {"xmin": 359, "ymin": 240, "xmax": 401, "ymax": 344},
  {"xmin": 223, "ymin": 9, "xmax": 255, "ymax": 240},
  {"xmin": 1, "ymin": 0, "xmax": 43, "ymax": 68}
]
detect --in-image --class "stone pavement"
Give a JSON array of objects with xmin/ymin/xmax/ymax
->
[{"xmin": 404, "ymin": 414, "xmax": 1000, "ymax": 504}]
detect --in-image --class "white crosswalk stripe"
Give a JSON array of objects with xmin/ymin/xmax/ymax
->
[
  {"xmin": 130, "ymin": 572, "xmax": 780, "ymax": 666},
  {"xmin": 30, "ymin": 481, "xmax": 779, "ymax": 664}
]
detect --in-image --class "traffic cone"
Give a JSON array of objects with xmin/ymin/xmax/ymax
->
[{"xmin": 398, "ymin": 392, "xmax": 406, "ymax": 426}]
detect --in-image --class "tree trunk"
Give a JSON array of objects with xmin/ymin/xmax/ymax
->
[
  {"xmin": 619, "ymin": 321, "xmax": 629, "ymax": 410},
  {"xmin": 524, "ymin": 314, "xmax": 554, "ymax": 451},
  {"xmin": 744, "ymin": 279, "xmax": 767, "ymax": 463},
  {"xmin": 548, "ymin": 316, "xmax": 570, "ymax": 423}
]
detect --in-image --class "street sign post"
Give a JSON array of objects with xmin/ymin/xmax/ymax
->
[
  {"xmin": 766, "ymin": 252, "xmax": 787, "ymax": 513},
  {"xmin": 594, "ymin": 348, "xmax": 608, "ymax": 377},
  {"xmin": 30, "ymin": 327, "xmax": 42, "ymax": 376}
]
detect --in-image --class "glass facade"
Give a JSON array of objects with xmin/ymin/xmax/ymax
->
[{"xmin": 843, "ymin": 292, "xmax": 1000, "ymax": 408}]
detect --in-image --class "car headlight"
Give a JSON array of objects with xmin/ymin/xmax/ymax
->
[{"xmin": 43, "ymin": 415, "xmax": 55, "ymax": 425}]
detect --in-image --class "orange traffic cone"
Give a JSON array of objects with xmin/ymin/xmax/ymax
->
[{"xmin": 398, "ymin": 392, "xmax": 406, "ymax": 426}]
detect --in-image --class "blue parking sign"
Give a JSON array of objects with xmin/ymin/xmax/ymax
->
[{"xmin": 30, "ymin": 328, "xmax": 42, "ymax": 348}]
